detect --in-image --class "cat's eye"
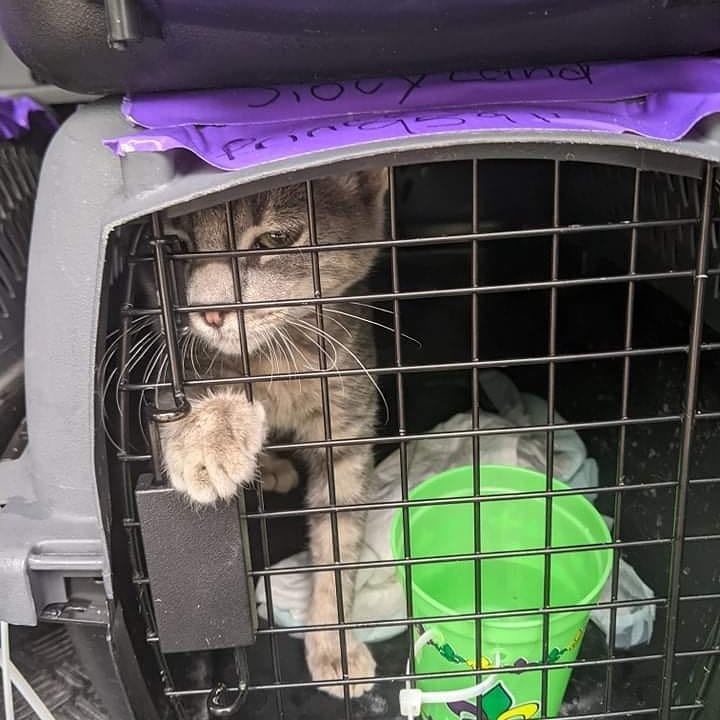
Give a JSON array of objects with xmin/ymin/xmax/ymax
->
[{"xmin": 254, "ymin": 231, "xmax": 293, "ymax": 249}]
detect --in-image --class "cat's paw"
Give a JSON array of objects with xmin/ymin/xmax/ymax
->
[
  {"xmin": 260, "ymin": 453, "xmax": 300, "ymax": 494},
  {"xmin": 159, "ymin": 391, "xmax": 266, "ymax": 504},
  {"xmin": 306, "ymin": 632, "xmax": 376, "ymax": 699}
]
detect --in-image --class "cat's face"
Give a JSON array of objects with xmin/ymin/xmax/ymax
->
[{"xmin": 184, "ymin": 171, "xmax": 386, "ymax": 357}]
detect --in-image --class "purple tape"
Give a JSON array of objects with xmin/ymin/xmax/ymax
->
[
  {"xmin": 105, "ymin": 58, "xmax": 720, "ymax": 172},
  {"xmin": 0, "ymin": 96, "xmax": 57, "ymax": 140}
]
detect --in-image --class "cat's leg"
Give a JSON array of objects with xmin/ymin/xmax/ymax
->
[
  {"xmin": 259, "ymin": 452, "xmax": 300, "ymax": 494},
  {"xmin": 159, "ymin": 389, "xmax": 266, "ymax": 504},
  {"xmin": 301, "ymin": 441, "xmax": 376, "ymax": 698}
]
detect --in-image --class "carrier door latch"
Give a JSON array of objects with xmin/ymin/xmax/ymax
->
[
  {"xmin": 134, "ymin": 473, "xmax": 257, "ymax": 653},
  {"xmin": 207, "ymin": 647, "xmax": 250, "ymax": 717}
]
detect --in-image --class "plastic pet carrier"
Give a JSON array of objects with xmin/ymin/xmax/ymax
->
[
  {"xmin": 3, "ymin": 5, "xmax": 720, "ymax": 720},
  {"xmin": 0, "ymin": 94, "xmax": 720, "ymax": 720}
]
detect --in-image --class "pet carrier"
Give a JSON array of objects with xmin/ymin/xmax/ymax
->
[{"xmin": 1, "ymin": 90, "xmax": 720, "ymax": 720}]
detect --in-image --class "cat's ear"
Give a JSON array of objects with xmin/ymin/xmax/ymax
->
[{"xmin": 332, "ymin": 169, "xmax": 388, "ymax": 208}]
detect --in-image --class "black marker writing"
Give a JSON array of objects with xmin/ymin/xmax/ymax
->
[
  {"xmin": 450, "ymin": 69, "xmax": 511, "ymax": 83},
  {"xmin": 522, "ymin": 67, "xmax": 555, "ymax": 81},
  {"xmin": 530, "ymin": 111, "xmax": 562, "ymax": 123},
  {"xmin": 307, "ymin": 125, "xmax": 339, "ymax": 138},
  {"xmin": 221, "ymin": 107, "xmax": 569, "ymax": 162},
  {"xmin": 246, "ymin": 87, "xmax": 281, "ymax": 108},
  {"xmin": 397, "ymin": 74, "xmax": 427, "ymax": 105},
  {"xmin": 354, "ymin": 79, "xmax": 384, "ymax": 95},
  {"xmin": 310, "ymin": 83, "xmax": 345, "ymax": 101},
  {"xmin": 558, "ymin": 62, "xmax": 592, "ymax": 84},
  {"xmin": 254, "ymin": 134, "xmax": 298, "ymax": 151},
  {"xmin": 237, "ymin": 63, "xmax": 593, "ymax": 113},
  {"xmin": 449, "ymin": 63, "xmax": 593, "ymax": 86},
  {"xmin": 414, "ymin": 113, "xmax": 467, "ymax": 128},
  {"xmin": 345, "ymin": 116, "xmax": 417, "ymax": 135},
  {"xmin": 477, "ymin": 111, "xmax": 517, "ymax": 124},
  {"xmin": 222, "ymin": 137, "xmax": 256, "ymax": 160}
]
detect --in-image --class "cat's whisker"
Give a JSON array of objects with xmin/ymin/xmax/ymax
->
[
  {"xmin": 292, "ymin": 317, "xmax": 386, "ymax": 416},
  {"xmin": 113, "ymin": 350, "xmax": 162, "ymax": 454},
  {"xmin": 254, "ymin": 340, "xmax": 275, "ymax": 395},
  {"xmin": 288, "ymin": 318, "xmax": 345, "ymax": 404},
  {"xmin": 100, "ymin": 342, "xmax": 123, "ymax": 402},
  {"xmin": 109, "ymin": 314, "xmax": 156, "ymax": 337},
  {"xmin": 101, "ymin": 323, "xmax": 160, "ymax": 431},
  {"xmin": 264, "ymin": 327, "xmax": 280, "ymax": 384},
  {"xmin": 98, "ymin": 319, "xmax": 158, "ymax": 452},
  {"xmin": 133, "ymin": 341, "xmax": 166, "ymax": 397},
  {"xmin": 123, "ymin": 330, "xmax": 164, "ymax": 377},
  {"xmin": 260, "ymin": 327, "xmax": 273, "ymax": 385},
  {"xmin": 115, "ymin": 356, "xmax": 162, "ymax": 438},
  {"xmin": 255, "ymin": 330, "xmax": 271, "ymax": 370},
  {"xmin": 134, "ymin": 340, "xmax": 171, "ymax": 450},
  {"xmin": 99, "ymin": 345, "xmax": 120, "ymax": 388},
  {"xmin": 98, "ymin": 317, "xmax": 156, "ymax": 384},
  {"xmin": 186, "ymin": 333, "xmax": 204, "ymax": 379},
  {"xmin": 275, "ymin": 328, "xmax": 304, "ymax": 390},
  {"xmin": 116, "ymin": 334, "xmax": 165, "ymax": 415},
  {"xmin": 347, "ymin": 301, "xmax": 395, "ymax": 315},
  {"xmin": 288, "ymin": 320, "xmax": 346, "ymax": 395},
  {"xmin": 270, "ymin": 327, "xmax": 290, "ymax": 367},
  {"xmin": 179, "ymin": 332, "xmax": 201, "ymax": 381},
  {"xmin": 142, "ymin": 342, "xmax": 168, "ymax": 386},
  {"xmin": 102, "ymin": 367, "xmax": 119, "ymax": 421},
  {"xmin": 178, "ymin": 334, "xmax": 190, "ymax": 375},
  {"xmin": 206, "ymin": 344, "xmax": 224, "ymax": 376},
  {"xmin": 288, "ymin": 320, "xmax": 339, "ymax": 369},
  {"xmin": 100, "ymin": 367, "xmax": 126, "ymax": 453},
  {"xmin": 278, "ymin": 327, "xmax": 313, "ymax": 372},
  {"xmin": 190, "ymin": 335, "xmax": 203, "ymax": 378},
  {"xmin": 179, "ymin": 330, "xmax": 190, "ymax": 353},
  {"xmin": 323, "ymin": 313, "xmax": 353, "ymax": 339},
  {"xmin": 323, "ymin": 306, "xmax": 422, "ymax": 347},
  {"xmin": 270, "ymin": 329, "xmax": 292, "ymax": 380},
  {"xmin": 320, "ymin": 315, "xmax": 361, "ymax": 397},
  {"xmin": 136, "ymin": 388, "xmax": 148, "ymax": 451}
]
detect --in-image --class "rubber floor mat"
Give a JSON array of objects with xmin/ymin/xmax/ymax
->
[{"xmin": 0, "ymin": 625, "xmax": 108, "ymax": 720}]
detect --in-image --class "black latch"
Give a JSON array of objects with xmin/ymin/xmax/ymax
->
[
  {"xmin": 135, "ymin": 474, "xmax": 257, "ymax": 653},
  {"xmin": 207, "ymin": 647, "xmax": 250, "ymax": 717}
]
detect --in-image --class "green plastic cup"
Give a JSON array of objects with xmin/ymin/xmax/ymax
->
[{"xmin": 391, "ymin": 465, "xmax": 612, "ymax": 720}]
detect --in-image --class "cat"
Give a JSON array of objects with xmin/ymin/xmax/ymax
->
[{"xmin": 157, "ymin": 170, "xmax": 387, "ymax": 698}]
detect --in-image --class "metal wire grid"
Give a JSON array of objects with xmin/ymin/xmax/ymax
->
[{"xmin": 104, "ymin": 158, "xmax": 720, "ymax": 720}]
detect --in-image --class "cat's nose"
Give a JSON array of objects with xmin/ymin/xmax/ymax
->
[{"xmin": 203, "ymin": 311, "xmax": 225, "ymax": 328}]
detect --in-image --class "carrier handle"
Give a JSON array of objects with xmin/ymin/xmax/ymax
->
[{"xmin": 399, "ymin": 630, "xmax": 498, "ymax": 720}]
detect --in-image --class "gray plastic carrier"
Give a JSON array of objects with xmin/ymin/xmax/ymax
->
[
  {"xmin": 3, "ymin": 93, "xmax": 720, "ymax": 625},
  {"xmin": 1, "ymin": 98, "xmax": 720, "ymax": 717}
]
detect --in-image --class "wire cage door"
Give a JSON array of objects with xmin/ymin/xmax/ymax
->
[{"xmin": 99, "ymin": 156, "xmax": 720, "ymax": 720}]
